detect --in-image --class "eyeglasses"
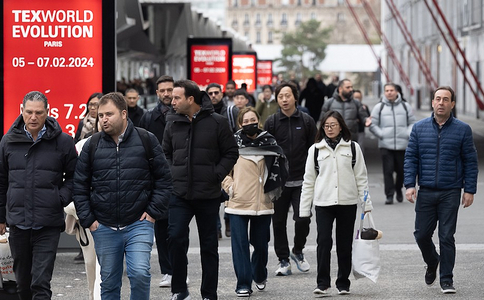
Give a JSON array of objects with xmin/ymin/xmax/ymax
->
[
  {"xmin": 208, "ymin": 91, "xmax": 220, "ymax": 96},
  {"xmin": 89, "ymin": 102, "xmax": 99, "ymax": 108},
  {"xmin": 324, "ymin": 123, "xmax": 339, "ymax": 130}
]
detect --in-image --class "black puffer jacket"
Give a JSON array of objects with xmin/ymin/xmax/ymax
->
[
  {"xmin": 73, "ymin": 120, "xmax": 172, "ymax": 228},
  {"xmin": 264, "ymin": 109, "xmax": 316, "ymax": 183},
  {"xmin": 0, "ymin": 116, "xmax": 77, "ymax": 228},
  {"xmin": 162, "ymin": 92, "xmax": 239, "ymax": 200}
]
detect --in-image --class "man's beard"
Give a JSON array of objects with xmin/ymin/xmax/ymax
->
[{"xmin": 342, "ymin": 90, "xmax": 353, "ymax": 100}]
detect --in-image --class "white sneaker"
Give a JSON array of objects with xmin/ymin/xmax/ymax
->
[
  {"xmin": 159, "ymin": 274, "xmax": 172, "ymax": 287},
  {"xmin": 186, "ymin": 276, "xmax": 190, "ymax": 286},
  {"xmin": 290, "ymin": 252, "xmax": 310, "ymax": 272},
  {"xmin": 313, "ymin": 287, "xmax": 330, "ymax": 297},
  {"xmin": 275, "ymin": 259, "xmax": 292, "ymax": 276}
]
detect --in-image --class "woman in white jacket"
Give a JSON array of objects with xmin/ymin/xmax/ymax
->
[{"xmin": 300, "ymin": 110, "xmax": 372, "ymax": 297}]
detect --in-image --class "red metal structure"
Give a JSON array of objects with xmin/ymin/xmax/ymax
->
[
  {"xmin": 423, "ymin": 0, "xmax": 484, "ymax": 110},
  {"xmin": 360, "ymin": 0, "xmax": 413, "ymax": 95},
  {"xmin": 344, "ymin": 0, "xmax": 391, "ymax": 82}
]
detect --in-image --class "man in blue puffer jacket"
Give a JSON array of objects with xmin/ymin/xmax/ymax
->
[
  {"xmin": 74, "ymin": 92, "xmax": 172, "ymax": 300},
  {"xmin": 404, "ymin": 86, "xmax": 478, "ymax": 295}
]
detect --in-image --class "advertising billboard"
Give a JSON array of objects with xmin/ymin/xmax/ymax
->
[
  {"xmin": 1, "ymin": 0, "xmax": 115, "ymax": 136},
  {"xmin": 257, "ymin": 60, "xmax": 273, "ymax": 87},
  {"xmin": 232, "ymin": 52, "xmax": 257, "ymax": 93},
  {"xmin": 187, "ymin": 38, "xmax": 232, "ymax": 91}
]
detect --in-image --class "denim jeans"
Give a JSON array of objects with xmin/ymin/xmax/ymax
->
[
  {"xmin": 168, "ymin": 196, "xmax": 220, "ymax": 300},
  {"xmin": 9, "ymin": 226, "xmax": 61, "ymax": 300},
  {"xmin": 272, "ymin": 186, "xmax": 311, "ymax": 261},
  {"xmin": 91, "ymin": 220, "xmax": 154, "ymax": 300},
  {"xmin": 315, "ymin": 205, "xmax": 356, "ymax": 290},
  {"xmin": 380, "ymin": 148, "xmax": 405, "ymax": 198},
  {"xmin": 414, "ymin": 188, "xmax": 461, "ymax": 284},
  {"xmin": 229, "ymin": 214, "xmax": 271, "ymax": 292}
]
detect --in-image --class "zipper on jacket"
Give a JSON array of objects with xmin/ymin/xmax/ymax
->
[
  {"xmin": 435, "ymin": 126, "xmax": 441, "ymax": 186},
  {"xmin": 392, "ymin": 103, "xmax": 397, "ymax": 149},
  {"xmin": 116, "ymin": 144, "xmax": 121, "ymax": 227},
  {"xmin": 186, "ymin": 123, "xmax": 193, "ymax": 199}
]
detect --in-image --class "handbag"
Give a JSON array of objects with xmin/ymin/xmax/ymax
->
[
  {"xmin": 0, "ymin": 233, "xmax": 15, "ymax": 283},
  {"xmin": 352, "ymin": 191, "xmax": 381, "ymax": 283}
]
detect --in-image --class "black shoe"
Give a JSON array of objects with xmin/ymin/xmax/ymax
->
[
  {"xmin": 74, "ymin": 250, "xmax": 84, "ymax": 264},
  {"xmin": 425, "ymin": 263, "xmax": 438, "ymax": 285},
  {"xmin": 171, "ymin": 290, "xmax": 191, "ymax": 300},
  {"xmin": 441, "ymin": 282, "xmax": 456, "ymax": 294},
  {"xmin": 385, "ymin": 196, "xmax": 394, "ymax": 204},
  {"xmin": 217, "ymin": 229, "xmax": 222, "ymax": 239},
  {"xmin": 396, "ymin": 190, "xmax": 403, "ymax": 202}
]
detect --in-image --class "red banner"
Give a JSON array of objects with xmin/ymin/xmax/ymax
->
[
  {"xmin": 232, "ymin": 53, "xmax": 257, "ymax": 93},
  {"xmin": 190, "ymin": 44, "xmax": 230, "ymax": 91},
  {"xmin": 3, "ymin": 0, "xmax": 103, "ymax": 136},
  {"xmin": 257, "ymin": 60, "xmax": 273, "ymax": 87}
]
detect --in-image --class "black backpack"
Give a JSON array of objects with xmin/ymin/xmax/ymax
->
[
  {"xmin": 88, "ymin": 127, "xmax": 154, "ymax": 171},
  {"xmin": 314, "ymin": 141, "xmax": 356, "ymax": 174}
]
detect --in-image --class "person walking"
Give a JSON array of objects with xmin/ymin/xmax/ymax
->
[
  {"xmin": 162, "ymin": 80, "xmax": 238, "ymax": 300},
  {"xmin": 300, "ymin": 110, "xmax": 372, "ymax": 297},
  {"xmin": 299, "ymin": 77, "xmax": 325, "ymax": 122},
  {"xmin": 223, "ymin": 107, "xmax": 288, "ymax": 297},
  {"xmin": 0, "ymin": 91, "xmax": 78, "ymax": 300},
  {"xmin": 74, "ymin": 92, "xmax": 103, "ymax": 143},
  {"xmin": 404, "ymin": 86, "xmax": 478, "ymax": 294},
  {"xmin": 264, "ymin": 82, "xmax": 317, "ymax": 276},
  {"xmin": 369, "ymin": 83, "xmax": 416, "ymax": 204},
  {"xmin": 255, "ymin": 85, "xmax": 278, "ymax": 127},
  {"xmin": 125, "ymin": 88, "xmax": 145, "ymax": 126},
  {"xmin": 74, "ymin": 92, "xmax": 172, "ymax": 300}
]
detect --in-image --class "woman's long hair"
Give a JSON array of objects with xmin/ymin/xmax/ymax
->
[{"xmin": 315, "ymin": 110, "xmax": 352, "ymax": 142}]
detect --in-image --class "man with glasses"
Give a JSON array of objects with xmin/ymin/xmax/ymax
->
[{"xmin": 207, "ymin": 83, "xmax": 239, "ymax": 133}]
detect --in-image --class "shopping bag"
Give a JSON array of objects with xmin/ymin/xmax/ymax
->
[
  {"xmin": 0, "ymin": 233, "xmax": 16, "ymax": 282},
  {"xmin": 352, "ymin": 191, "xmax": 380, "ymax": 283}
]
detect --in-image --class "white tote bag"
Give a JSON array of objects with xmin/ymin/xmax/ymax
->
[{"xmin": 352, "ymin": 197, "xmax": 381, "ymax": 283}]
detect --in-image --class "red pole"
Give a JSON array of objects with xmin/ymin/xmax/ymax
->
[
  {"xmin": 426, "ymin": 0, "xmax": 484, "ymax": 109},
  {"xmin": 344, "ymin": 0, "xmax": 391, "ymax": 82},
  {"xmin": 385, "ymin": 0, "xmax": 439, "ymax": 89},
  {"xmin": 361, "ymin": 0, "xmax": 413, "ymax": 95}
]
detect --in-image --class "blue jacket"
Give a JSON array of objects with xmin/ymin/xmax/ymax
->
[
  {"xmin": 74, "ymin": 120, "xmax": 172, "ymax": 228},
  {"xmin": 404, "ymin": 113, "xmax": 478, "ymax": 193}
]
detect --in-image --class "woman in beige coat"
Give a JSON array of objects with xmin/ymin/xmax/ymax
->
[{"xmin": 223, "ymin": 107, "xmax": 287, "ymax": 297}]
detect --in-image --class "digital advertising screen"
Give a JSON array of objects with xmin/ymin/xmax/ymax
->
[
  {"xmin": 232, "ymin": 52, "xmax": 257, "ymax": 93},
  {"xmin": 257, "ymin": 60, "xmax": 273, "ymax": 87},
  {"xmin": 187, "ymin": 38, "xmax": 232, "ymax": 92},
  {"xmin": 1, "ymin": 0, "xmax": 115, "ymax": 136}
]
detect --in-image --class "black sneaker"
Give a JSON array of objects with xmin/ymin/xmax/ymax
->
[
  {"xmin": 171, "ymin": 290, "xmax": 191, "ymax": 300},
  {"xmin": 441, "ymin": 282, "xmax": 456, "ymax": 294},
  {"xmin": 385, "ymin": 196, "xmax": 394, "ymax": 204},
  {"xmin": 425, "ymin": 263, "xmax": 438, "ymax": 285},
  {"xmin": 396, "ymin": 190, "xmax": 403, "ymax": 202},
  {"xmin": 74, "ymin": 250, "xmax": 84, "ymax": 264}
]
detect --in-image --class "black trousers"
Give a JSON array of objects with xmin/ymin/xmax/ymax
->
[
  {"xmin": 272, "ymin": 186, "xmax": 311, "ymax": 261},
  {"xmin": 9, "ymin": 226, "xmax": 61, "ymax": 300},
  {"xmin": 380, "ymin": 148, "xmax": 405, "ymax": 198},
  {"xmin": 155, "ymin": 218, "xmax": 171, "ymax": 275},
  {"xmin": 315, "ymin": 205, "xmax": 357, "ymax": 290}
]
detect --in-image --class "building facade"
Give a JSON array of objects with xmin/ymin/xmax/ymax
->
[
  {"xmin": 226, "ymin": 0, "xmax": 381, "ymax": 45},
  {"xmin": 382, "ymin": 0, "xmax": 484, "ymax": 118}
]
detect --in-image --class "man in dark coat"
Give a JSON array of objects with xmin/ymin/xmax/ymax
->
[
  {"xmin": 74, "ymin": 92, "xmax": 172, "ymax": 300},
  {"xmin": 0, "ymin": 91, "xmax": 78, "ymax": 300},
  {"xmin": 163, "ymin": 80, "xmax": 238, "ymax": 300}
]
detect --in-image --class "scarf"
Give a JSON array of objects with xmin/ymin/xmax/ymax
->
[
  {"xmin": 324, "ymin": 134, "xmax": 342, "ymax": 150},
  {"xmin": 234, "ymin": 130, "xmax": 288, "ymax": 200}
]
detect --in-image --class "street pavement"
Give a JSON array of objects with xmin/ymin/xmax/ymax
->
[{"xmin": 47, "ymin": 96, "xmax": 484, "ymax": 299}]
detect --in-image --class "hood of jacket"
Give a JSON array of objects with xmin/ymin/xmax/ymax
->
[
  {"xmin": 381, "ymin": 93, "xmax": 403, "ymax": 106},
  {"xmin": 6, "ymin": 115, "xmax": 62, "ymax": 142}
]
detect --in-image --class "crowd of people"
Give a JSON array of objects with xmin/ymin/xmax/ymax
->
[{"xmin": 0, "ymin": 74, "xmax": 478, "ymax": 300}]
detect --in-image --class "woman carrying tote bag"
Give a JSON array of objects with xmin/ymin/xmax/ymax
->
[{"xmin": 300, "ymin": 110, "xmax": 373, "ymax": 297}]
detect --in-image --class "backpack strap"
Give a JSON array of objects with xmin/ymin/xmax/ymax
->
[
  {"xmin": 314, "ymin": 147, "xmax": 320, "ymax": 174},
  {"xmin": 351, "ymin": 141, "xmax": 356, "ymax": 169},
  {"xmin": 134, "ymin": 127, "xmax": 154, "ymax": 172},
  {"xmin": 226, "ymin": 105, "xmax": 236, "ymax": 132},
  {"xmin": 88, "ymin": 132, "xmax": 102, "ymax": 168}
]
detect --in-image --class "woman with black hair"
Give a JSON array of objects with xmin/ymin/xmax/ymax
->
[
  {"xmin": 74, "ymin": 92, "xmax": 103, "ymax": 143},
  {"xmin": 300, "ymin": 110, "xmax": 373, "ymax": 297}
]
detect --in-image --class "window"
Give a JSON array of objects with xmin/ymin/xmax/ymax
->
[
  {"xmin": 234, "ymin": 0, "xmax": 238, "ymax": 7},
  {"xmin": 337, "ymin": 12, "xmax": 345, "ymax": 22},
  {"xmin": 311, "ymin": 12, "xmax": 316, "ymax": 20},
  {"xmin": 256, "ymin": 31, "xmax": 261, "ymax": 43},
  {"xmin": 268, "ymin": 31, "xmax": 273, "ymax": 43},
  {"xmin": 244, "ymin": 31, "xmax": 249, "ymax": 38},
  {"xmin": 255, "ymin": 13, "xmax": 261, "ymax": 26},
  {"xmin": 281, "ymin": 13, "xmax": 288, "ymax": 25},
  {"xmin": 231, "ymin": 18, "xmax": 238, "ymax": 28},
  {"xmin": 244, "ymin": 13, "xmax": 250, "ymax": 26},
  {"xmin": 267, "ymin": 13, "xmax": 273, "ymax": 26},
  {"xmin": 295, "ymin": 13, "xmax": 302, "ymax": 25}
]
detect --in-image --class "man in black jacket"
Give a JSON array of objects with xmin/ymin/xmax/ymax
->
[
  {"xmin": 125, "ymin": 88, "xmax": 145, "ymax": 126},
  {"xmin": 74, "ymin": 92, "xmax": 172, "ymax": 300},
  {"xmin": 265, "ymin": 82, "xmax": 317, "ymax": 277},
  {"xmin": 0, "ymin": 91, "xmax": 78, "ymax": 300},
  {"xmin": 163, "ymin": 80, "xmax": 238, "ymax": 300},
  {"xmin": 139, "ymin": 75, "xmax": 176, "ymax": 288}
]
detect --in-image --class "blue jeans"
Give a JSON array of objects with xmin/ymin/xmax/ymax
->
[
  {"xmin": 168, "ymin": 196, "xmax": 220, "ymax": 300},
  {"xmin": 414, "ymin": 188, "xmax": 461, "ymax": 284},
  {"xmin": 229, "ymin": 214, "xmax": 271, "ymax": 292},
  {"xmin": 9, "ymin": 226, "xmax": 61, "ymax": 300},
  {"xmin": 91, "ymin": 220, "xmax": 154, "ymax": 300}
]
